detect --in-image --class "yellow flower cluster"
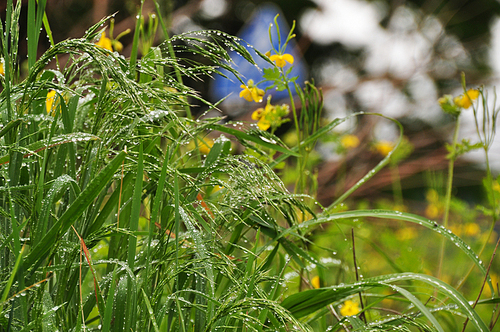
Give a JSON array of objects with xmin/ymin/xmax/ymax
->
[
  {"xmin": 453, "ymin": 89, "xmax": 480, "ymax": 109},
  {"xmin": 239, "ymin": 79, "xmax": 265, "ymax": 103},
  {"xmin": 238, "ymin": 50, "xmax": 295, "ymax": 130},
  {"xmin": 251, "ymin": 97, "xmax": 290, "ymax": 131},
  {"xmin": 449, "ymin": 223, "xmax": 481, "ymax": 237},
  {"xmin": 438, "ymin": 88, "xmax": 480, "ymax": 116},
  {"xmin": 396, "ymin": 227, "xmax": 417, "ymax": 240},
  {"xmin": 484, "ymin": 273, "xmax": 499, "ymax": 297}
]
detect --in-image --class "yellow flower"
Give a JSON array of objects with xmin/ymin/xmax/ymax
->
[
  {"xmin": 239, "ymin": 79, "xmax": 265, "ymax": 103},
  {"xmin": 198, "ymin": 137, "xmax": 214, "ymax": 155},
  {"xmin": 295, "ymin": 207, "xmax": 313, "ymax": 223},
  {"xmin": 484, "ymin": 273, "xmax": 499, "ymax": 297},
  {"xmin": 393, "ymin": 204, "xmax": 407, "ymax": 212},
  {"xmin": 340, "ymin": 300, "xmax": 360, "ymax": 317},
  {"xmin": 425, "ymin": 204, "xmax": 440, "ymax": 219},
  {"xmin": 396, "ymin": 227, "xmax": 417, "ymax": 240},
  {"xmin": 484, "ymin": 274, "xmax": 499, "ymax": 297},
  {"xmin": 0, "ymin": 61, "xmax": 4, "ymax": 76},
  {"xmin": 453, "ymin": 89, "xmax": 480, "ymax": 109},
  {"xmin": 464, "ymin": 223, "xmax": 480, "ymax": 237},
  {"xmin": 212, "ymin": 185, "xmax": 223, "ymax": 193},
  {"xmin": 96, "ymin": 31, "xmax": 113, "ymax": 52},
  {"xmin": 448, "ymin": 224, "xmax": 463, "ymax": 237},
  {"xmin": 252, "ymin": 105, "xmax": 272, "ymax": 130},
  {"xmin": 46, "ymin": 90, "xmax": 57, "ymax": 115},
  {"xmin": 374, "ymin": 140, "xmax": 394, "ymax": 156},
  {"xmin": 438, "ymin": 96, "xmax": 448, "ymax": 106},
  {"xmin": 340, "ymin": 134, "xmax": 360, "ymax": 149},
  {"xmin": 269, "ymin": 53, "xmax": 294, "ymax": 68},
  {"xmin": 493, "ymin": 182, "xmax": 500, "ymax": 193},
  {"xmin": 426, "ymin": 189, "xmax": 439, "ymax": 203},
  {"xmin": 311, "ymin": 276, "xmax": 320, "ymax": 289}
]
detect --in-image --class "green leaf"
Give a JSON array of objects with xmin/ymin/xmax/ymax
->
[
  {"xmin": 142, "ymin": 289, "xmax": 160, "ymax": 332},
  {"xmin": 263, "ymin": 67, "xmax": 280, "ymax": 81}
]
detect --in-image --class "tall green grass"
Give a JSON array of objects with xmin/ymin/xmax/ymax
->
[{"xmin": 0, "ymin": 2, "xmax": 499, "ymax": 332}]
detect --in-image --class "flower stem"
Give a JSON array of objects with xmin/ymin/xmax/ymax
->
[
  {"xmin": 438, "ymin": 116, "xmax": 461, "ymax": 280},
  {"xmin": 283, "ymin": 72, "xmax": 303, "ymax": 193}
]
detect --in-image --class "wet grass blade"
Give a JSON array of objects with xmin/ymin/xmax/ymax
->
[
  {"xmin": 282, "ymin": 209, "xmax": 492, "ymax": 292},
  {"xmin": 210, "ymin": 124, "xmax": 300, "ymax": 157},
  {"xmin": 282, "ymin": 273, "xmax": 489, "ymax": 332},
  {"xmin": 24, "ymin": 150, "xmax": 127, "ymax": 269},
  {"xmin": 141, "ymin": 289, "xmax": 160, "ymax": 332},
  {"xmin": 0, "ymin": 245, "xmax": 24, "ymax": 304},
  {"xmin": 101, "ymin": 268, "xmax": 118, "ymax": 332}
]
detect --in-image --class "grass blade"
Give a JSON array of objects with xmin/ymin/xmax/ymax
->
[
  {"xmin": 141, "ymin": 289, "xmax": 160, "ymax": 332},
  {"xmin": 24, "ymin": 150, "xmax": 127, "ymax": 269}
]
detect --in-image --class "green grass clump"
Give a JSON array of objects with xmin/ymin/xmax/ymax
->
[{"xmin": 1, "ymin": 2, "xmax": 499, "ymax": 332}]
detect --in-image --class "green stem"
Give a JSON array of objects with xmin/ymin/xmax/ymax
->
[
  {"xmin": 283, "ymin": 73, "xmax": 302, "ymax": 193},
  {"xmin": 153, "ymin": 0, "xmax": 192, "ymax": 120},
  {"xmin": 438, "ymin": 116, "xmax": 461, "ymax": 279},
  {"xmin": 325, "ymin": 116, "xmax": 404, "ymax": 213}
]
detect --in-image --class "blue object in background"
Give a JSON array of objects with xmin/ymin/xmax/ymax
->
[{"xmin": 210, "ymin": 3, "xmax": 308, "ymax": 114}]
